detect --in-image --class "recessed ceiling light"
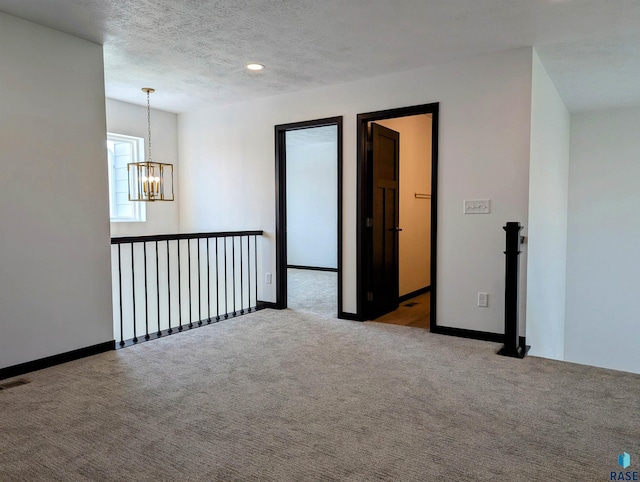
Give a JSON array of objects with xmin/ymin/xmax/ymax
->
[{"xmin": 246, "ymin": 63, "xmax": 265, "ymax": 71}]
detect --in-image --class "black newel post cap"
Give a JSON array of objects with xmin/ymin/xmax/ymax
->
[{"xmin": 503, "ymin": 221, "xmax": 523, "ymax": 255}]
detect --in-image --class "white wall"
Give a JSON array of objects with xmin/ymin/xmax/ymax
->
[
  {"xmin": 106, "ymin": 98, "xmax": 180, "ymax": 237},
  {"xmin": 286, "ymin": 138, "xmax": 338, "ymax": 269},
  {"xmin": 0, "ymin": 13, "xmax": 113, "ymax": 369},
  {"xmin": 179, "ymin": 47, "xmax": 533, "ymax": 330},
  {"xmin": 565, "ymin": 106, "xmax": 640, "ymax": 374},
  {"xmin": 525, "ymin": 51, "xmax": 570, "ymax": 360},
  {"xmin": 376, "ymin": 115, "xmax": 432, "ymax": 297}
]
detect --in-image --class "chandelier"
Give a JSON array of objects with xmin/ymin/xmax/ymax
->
[{"xmin": 128, "ymin": 88, "xmax": 174, "ymax": 202}]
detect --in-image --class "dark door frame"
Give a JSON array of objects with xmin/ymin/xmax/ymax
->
[
  {"xmin": 275, "ymin": 116, "xmax": 344, "ymax": 315},
  {"xmin": 356, "ymin": 103, "xmax": 439, "ymax": 329}
]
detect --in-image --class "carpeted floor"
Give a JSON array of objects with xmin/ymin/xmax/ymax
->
[
  {"xmin": 288, "ymin": 268, "xmax": 337, "ymax": 317},
  {"xmin": 1, "ymin": 308, "xmax": 639, "ymax": 481},
  {"xmin": 287, "ymin": 268, "xmax": 431, "ymax": 329}
]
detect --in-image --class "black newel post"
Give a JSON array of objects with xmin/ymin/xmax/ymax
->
[{"xmin": 498, "ymin": 222, "xmax": 529, "ymax": 359}]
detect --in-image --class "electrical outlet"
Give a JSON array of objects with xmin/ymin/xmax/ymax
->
[
  {"xmin": 478, "ymin": 292, "xmax": 488, "ymax": 308},
  {"xmin": 464, "ymin": 199, "xmax": 491, "ymax": 214},
  {"xmin": 265, "ymin": 273, "xmax": 272, "ymax": 284}
]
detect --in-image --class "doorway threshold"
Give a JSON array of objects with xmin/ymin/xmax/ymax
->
[{"xmin": 369, "ymin": 292, "xmax": 431, "ymax": 329}]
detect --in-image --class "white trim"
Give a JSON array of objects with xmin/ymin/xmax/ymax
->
[{"xmin": 107, "ymin": 133, "xmax": 146, "ymax": 223}]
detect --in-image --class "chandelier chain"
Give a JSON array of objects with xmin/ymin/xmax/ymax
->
[{"xmin": 146, "ymin": 90, "xmax": 152, "ymax": 163}]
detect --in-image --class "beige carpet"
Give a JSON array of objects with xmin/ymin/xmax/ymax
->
[{"xmin": 1, "ymin": 308, "xmax": 639, "ymax": 481}]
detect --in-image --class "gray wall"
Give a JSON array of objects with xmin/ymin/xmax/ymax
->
[
  {"xmin": 178, "ymin": 47, "xmax": 534, "ymax": 332},
  {"xmin": 286, "ymin": 129, "xmax": 337, "ymax": 269},
  {"xmin": 565, "ymin": 106, "xmax": 640, "ymax": 374},
  {"xmin": 0, "ymin": 13, "xmax": 114, "ymax": 369},
  {"xmin": 525, "ymin": 51, "xmax": 570, "ymax": 361}
]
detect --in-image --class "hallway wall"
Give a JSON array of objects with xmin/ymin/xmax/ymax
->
[
  {"xmin": 565, "ymin": 106, "xmax": 640, "ymax": 374},
  {"xmin": 526, "ymin": 51, "xmax": 570, "ymax": 361},
  {"xmin": 0, "ymin": 13, "xmax": 113, "ymax": 369},
  {"xmin": 179, "ymin": 47, "xmax": 533, "ymax": 334},
  {"xmin": 286, "ymin": 133, "xmax": 337, "ymax": 269}
]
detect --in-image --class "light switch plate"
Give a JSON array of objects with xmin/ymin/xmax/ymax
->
[{"xmin": 464, "ymin": 199, "xmax": 490, "ymax": 214}]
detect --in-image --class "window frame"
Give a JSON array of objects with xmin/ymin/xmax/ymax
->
[{"xmin": 107, "ymin": 132, "xmax": 147, "ymax": 223}]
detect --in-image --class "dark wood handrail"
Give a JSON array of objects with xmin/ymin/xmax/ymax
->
[{"xmin": 111, "ymin": 230, "xmax": 264, "ymax": 245}]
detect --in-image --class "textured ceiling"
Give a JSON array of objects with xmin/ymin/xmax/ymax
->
[{"xmin": 1, "ymin": 0, "xmax": 640, "ymax": 113}]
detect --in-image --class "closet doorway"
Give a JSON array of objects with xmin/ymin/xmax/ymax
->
[{"xmin": 356, "ymin": 104, "xmax": 438, "ymax": 329}]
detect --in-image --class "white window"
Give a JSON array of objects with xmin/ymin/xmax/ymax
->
[{"xmin": 107, "ymin": 133, "xmax": 146, "ymax": 222}]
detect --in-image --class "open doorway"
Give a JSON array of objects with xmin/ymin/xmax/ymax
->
[
  {"xmin": 275, "ymin": 117, "xmax": 343, "ymax": 317},
  {"xmin": 356, "ymin": 104, "xmax": 439, "ymax": 329}
]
